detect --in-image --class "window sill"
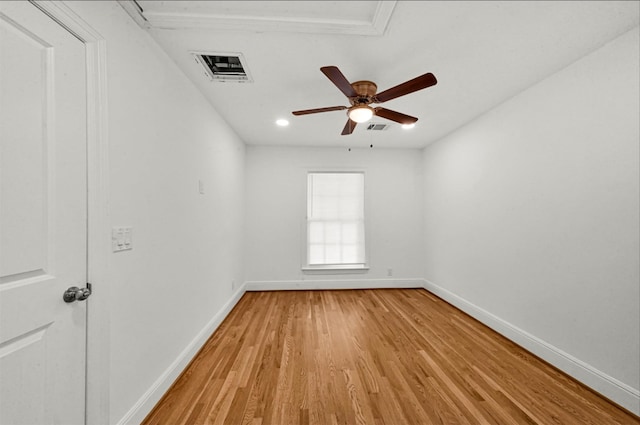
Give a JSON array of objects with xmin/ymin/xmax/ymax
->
[{"xmin": 302, "ymin": 265, "xmax": 369, "ymax": 275}]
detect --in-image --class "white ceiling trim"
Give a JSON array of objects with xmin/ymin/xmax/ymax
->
[
  {"xmin": 116, "ymin": 0, "xmax": 149, "ymax": 29},
  {"xmin": 118, "ymin": 0, "xmax": 396, "ymax": 36},
  {"xmin": 370, "ymin": 1, "xmax": 396, "ymax": 35}
]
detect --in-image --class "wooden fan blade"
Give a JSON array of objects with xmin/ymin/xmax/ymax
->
[
  {"xmin": 321, "ymin": 66, "xmax": 357, "ymax": 98},
  {"xmin": 374, "ymin": 107, "xmax": 418, "ymax": 124},
  {"xmin": 374, "ymin": 72, "xmax": 437, "ymax": 103},
  {"xmin": 292, "ymin": 106, "xmax": 347, "ymax": 116},
  {"xmin": 341, "ymin": 119, "xmax": 357, "ymax": 135}
]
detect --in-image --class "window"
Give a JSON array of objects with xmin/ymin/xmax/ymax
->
[{"xmin": 306, "ymin": 172, "xmax": 366, "ymax": 269}]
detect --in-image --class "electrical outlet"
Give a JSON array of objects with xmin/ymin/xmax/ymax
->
[{"xmin": 387, "ymin": 268, "xmax": 393, "ymax": 277}]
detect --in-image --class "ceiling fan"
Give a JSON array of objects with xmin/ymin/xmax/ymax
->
[{"xmin": 292, "ymin": 66, "xmax": 437, "ymax": 135}]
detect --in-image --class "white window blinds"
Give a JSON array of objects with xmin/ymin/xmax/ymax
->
[{"xmin": 307, "ymin": 172, "xmax": 366, "ymax": 266}]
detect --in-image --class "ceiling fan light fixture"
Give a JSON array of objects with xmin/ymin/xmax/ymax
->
[{"xmin": 348, "ymin": 105, "xmax": 374, "ymax": 123}]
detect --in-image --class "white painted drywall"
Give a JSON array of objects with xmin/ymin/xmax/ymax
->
[
  {"xmin": 244, "ymin": 146, "xmax": 424, "ymax": 285},
  {"xmin": 65, "ymin": 2, "xmax": 246, "ymax": 423},
  {"xmin": 422, "ymin": 25, "xmax": 639, "ymax": 396}
]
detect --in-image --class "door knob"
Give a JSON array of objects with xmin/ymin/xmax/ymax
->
[{"xmin": 63, "ymin": 284, "xmax": 92, "ymax": 303}]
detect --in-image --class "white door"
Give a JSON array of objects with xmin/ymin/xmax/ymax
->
[{"xmin": 0, "ymin": 1, "xmax": 88, "ymax": 424}]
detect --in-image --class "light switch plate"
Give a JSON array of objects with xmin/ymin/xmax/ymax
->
[{"xmin": 112, "ymin": 226, "xmax": 133, "ymax": 252}]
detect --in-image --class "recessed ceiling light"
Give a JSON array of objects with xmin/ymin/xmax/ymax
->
[
  {"xmin": 402, "ymin": 123, "xmax": 415, "ymax": 130},
  {"xmin": 276, "ymin": 119, "xmax": 289, "ymax": 127}
]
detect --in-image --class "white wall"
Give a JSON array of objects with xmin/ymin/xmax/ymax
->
[
  {"xmin": 66, "ymin": 2, "xmax": 246, "ymax": 423},
  {"xmin": 245, "ymin": 146, "xmax": 424, "ymax": 288},
  {"xmin": 422, "ymin": 26, "xmax": 639, "ymax": 411}
]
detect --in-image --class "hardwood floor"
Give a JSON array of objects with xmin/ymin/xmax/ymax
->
[{"xmin": 142, "ymin": 289, "xmax": 639, "ymax": 425}]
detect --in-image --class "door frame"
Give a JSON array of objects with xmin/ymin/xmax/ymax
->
[{"xmin": 30, "ymin": 1, "xmax": 111, "ymax": 423}]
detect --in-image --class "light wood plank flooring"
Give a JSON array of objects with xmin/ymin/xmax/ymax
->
[{"xmin": 143, "ymin": 289, "xmax": 639, "ymax": 424}]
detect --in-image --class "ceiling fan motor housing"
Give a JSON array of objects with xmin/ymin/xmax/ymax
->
[{"xmin": 350, "ymin": 80, "xmax": 377, "ymax": 105}]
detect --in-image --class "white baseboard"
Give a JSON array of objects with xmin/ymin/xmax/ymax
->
[
  {"xmin": 117, "ymin": 283, "xmax": 247, "ymax": 425},
  {"xmin": 245, "ymin": 278, "xmax": 424, "ymax": 291},
  {"xmin": 422, "ymin": 278, "xmax": 640, "ymax": 416}
]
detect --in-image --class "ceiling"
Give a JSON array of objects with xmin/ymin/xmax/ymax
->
[{"xmin": 119, "ymin": 1, "xmax": 639, "ymax": 149}]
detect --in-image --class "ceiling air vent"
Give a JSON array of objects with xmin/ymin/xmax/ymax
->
[
  {"xmin": 366, "ymin": 123, "xmax": 390, "ymax": 131},
  {"xmin": 192, "ymin": 52, "xmax": 253, "ymax": 83}
]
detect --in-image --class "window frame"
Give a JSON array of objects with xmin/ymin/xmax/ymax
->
[{"xmin": 302, "ymin": 171, "xmax": 369, "ymax": 273}]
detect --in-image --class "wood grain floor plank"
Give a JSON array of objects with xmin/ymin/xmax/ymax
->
[{"xmin": 143, "ymin": 289, "xmax": 640, "ymax": 425}]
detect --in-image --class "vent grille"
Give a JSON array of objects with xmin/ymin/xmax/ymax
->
[
  {"xmin": 192, "ymin": 52, "xmax": 252, "ymax": 83},
  {"xmin": 366, "ymin": 123, "xmax": 390, "ymax": 131}
]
